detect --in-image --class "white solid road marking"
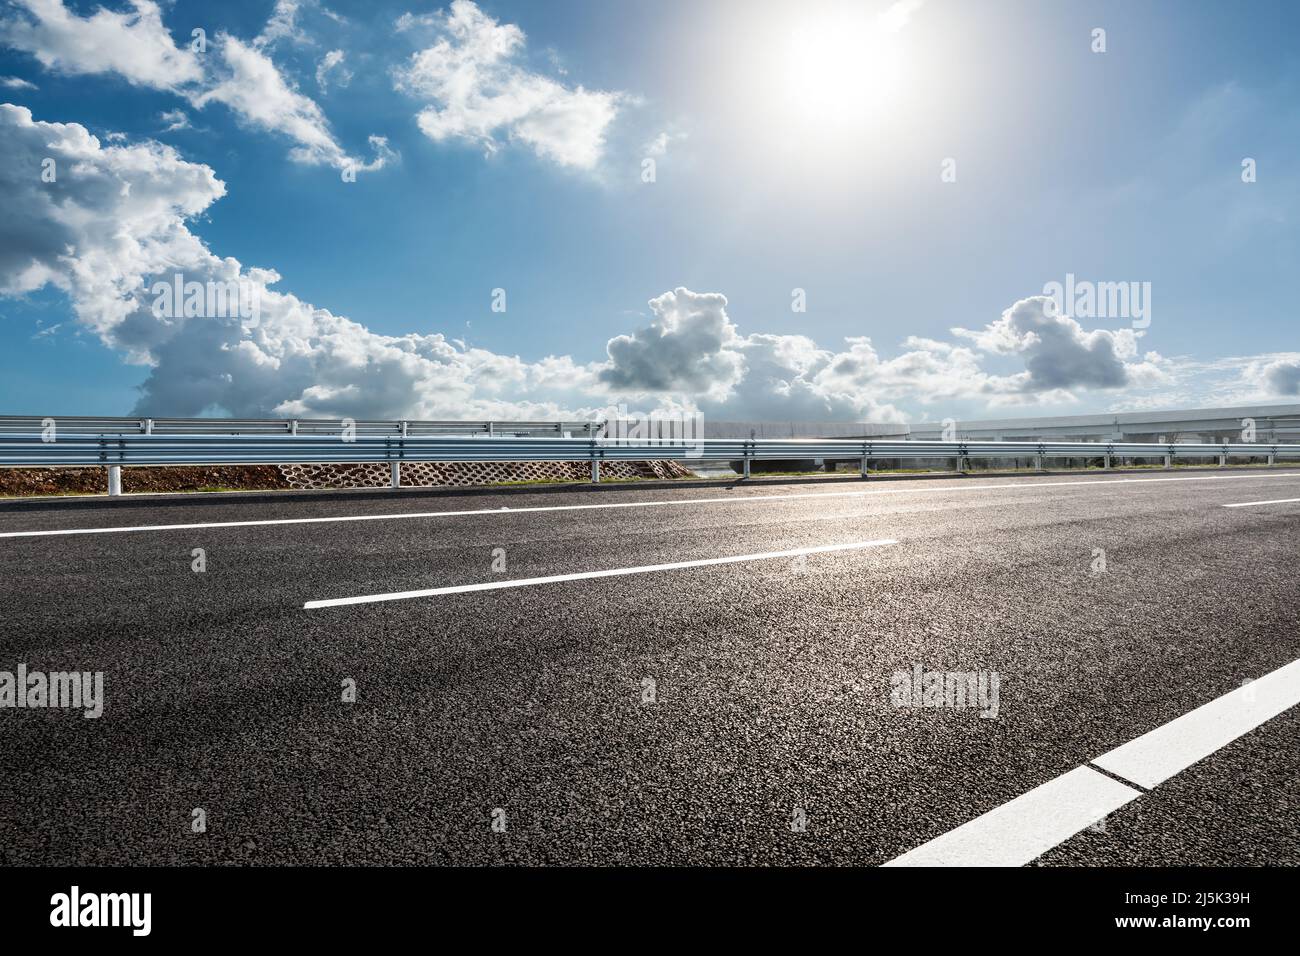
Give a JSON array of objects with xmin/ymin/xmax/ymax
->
[
  {"xmin": 883, "ymin": 767, "xmax": 1142, "ymax": 868},
  {"xmin": 3, "ymin": 471, "xmax": 1300, "ymax": 539},
  {"xmin": 303, "ymin": 539, "xmax": 898, "ymax": 609},
  {"xmin": 885, "ymin": 656, "xmax": 1300, "ymax": 866},
  {"xmin": 1091, "ymin": 658, "xmax": 1300, "ymax": 789},
  {"xmin": 1222, "ymin": 497, "xmax": 1300, "ymax": 508}
]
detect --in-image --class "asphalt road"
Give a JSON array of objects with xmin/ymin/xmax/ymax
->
[{"xmin": 1, "ymin": 469, "xmax": 1298, "ymax": 866}]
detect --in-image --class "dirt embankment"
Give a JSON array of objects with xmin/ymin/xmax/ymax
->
[{"xmin": 0, "ymin": 466, "xmax": 290, "ymax": 497}]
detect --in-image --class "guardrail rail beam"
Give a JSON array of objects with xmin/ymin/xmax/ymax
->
[{"xmin": 3, "ymin": 431, "xmax": 1300, "ymax": 483}]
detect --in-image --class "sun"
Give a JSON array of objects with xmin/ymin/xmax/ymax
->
[{"xmin": 781, "ymin": 7, "xmax": 907, "ymax": 128}]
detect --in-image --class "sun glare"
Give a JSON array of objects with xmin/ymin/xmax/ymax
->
[{"xmin": 782, "ymin": 8, "xmax": 906, "ymax": 129}]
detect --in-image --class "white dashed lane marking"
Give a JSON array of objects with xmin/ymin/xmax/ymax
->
[
  {"xmin": 1222, "ymin": 497, "xmax": 1300, "ymax": 508},
  {"xmin": 303, "ymin": 539, "xmax": 898, "ymax": 609},
  {"xmin": 885, "ymin": 657, "xmax": 1300, "ymax": 866},
  {"xmin": 1091, "ymin": 658, "xmax": 1300, "ymax": 789},
  {"xmin": 883, "ymin": 767, "xmax": 1142, "ymax": 868}
]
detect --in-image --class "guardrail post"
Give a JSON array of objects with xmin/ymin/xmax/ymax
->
[
  {"xmin": 1268, "ymin": 452, "xmax": 1276, "ymax": 467},
  {"xmin": 860, "ymin": 455, "xmax": 869, "ymax": 478},
  {"xmin": 1164, "ymin": 453, "xmax": 1172, "ymax": 469},
  {"xmin": 389, "ymin": 426, "xmax": 406, "ymax": 488},
  {"xmin": 107, "ymin": 465, "xmax": 122, "ymax": 497},
  {"xmin": 1103, "ymin": 454, "xmax": 1111, "ymax": 470},
  {"xmin": 1219, "ymin": 451, "xmax": 1227, "ymax": 467},
  {"xmin": 742, "ymin": 457, "xmax": 751, "ymax": 479},
  {"xmin": 1034, "ymin": 455, "xmax": 1043, "ymax": 472},
  {"xmin": 589, "ymin": 433, "xmax": 602, "ymax": 483}
]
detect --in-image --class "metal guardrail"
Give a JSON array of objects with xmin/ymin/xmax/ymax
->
[
  {"xmin": 2, "ymin": 430, "xmax": 1298, "ymax": 494},
  {"xmin": 0, "ymin": 416, "xmax": 599, "ymax": 438},
  {"xmin": 1, "ymin": 434, "xmax": 1297, "ymax": 464}
]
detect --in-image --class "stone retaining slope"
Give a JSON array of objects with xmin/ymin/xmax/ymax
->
[{"xmin": 280, "ymin": 459, "xmax": 694, "ymax": 488}]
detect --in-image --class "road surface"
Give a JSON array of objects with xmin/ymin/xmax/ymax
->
[{"xmin": 1, "ymin": 469, "xmax": 1298, "ymax": 866}]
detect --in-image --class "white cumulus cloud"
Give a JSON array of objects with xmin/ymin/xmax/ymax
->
[
  {"xmin": 158, "ymin": 108, "xmax": 189, "ymax": 131},
  {"xmin": 0, "ymin": 103, "xmax": 595, "ymax": 418},
  {"xmin": 598, "ymin": 290, "xmax": 1032, "ymax": 422},
  {"xmin": 0, "ymin": 0, "xmax": 389, "ymax": 174},
  {"xmin": 255, "ymin": 0, "xmax": 309, "ymax": 50},
  {"xmin": 952, "ymin": 296, "xmax": 1171, "ymax": 398},
  {"xmin": 394, "ymin": 0, "xmax": 624, "ymax": 170},
  {"xmin": 1248, "ymin": 355, "xmax": 1300, "ymax": 397},
  {"xmin": 315, "ymin": 48, "xmax": 351, "ymax": 91},
  {"xmin": 0, "ymin": 0, "xmax": 202, "ymax": 89},
  {"xmin": 192, "ymin": 34, "xmax": 392, "ymax": 172}
]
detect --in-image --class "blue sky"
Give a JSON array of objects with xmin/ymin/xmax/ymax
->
[{"xmin": 1, "ymin": 0, "xmax": 1298, "ymax": 422}]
